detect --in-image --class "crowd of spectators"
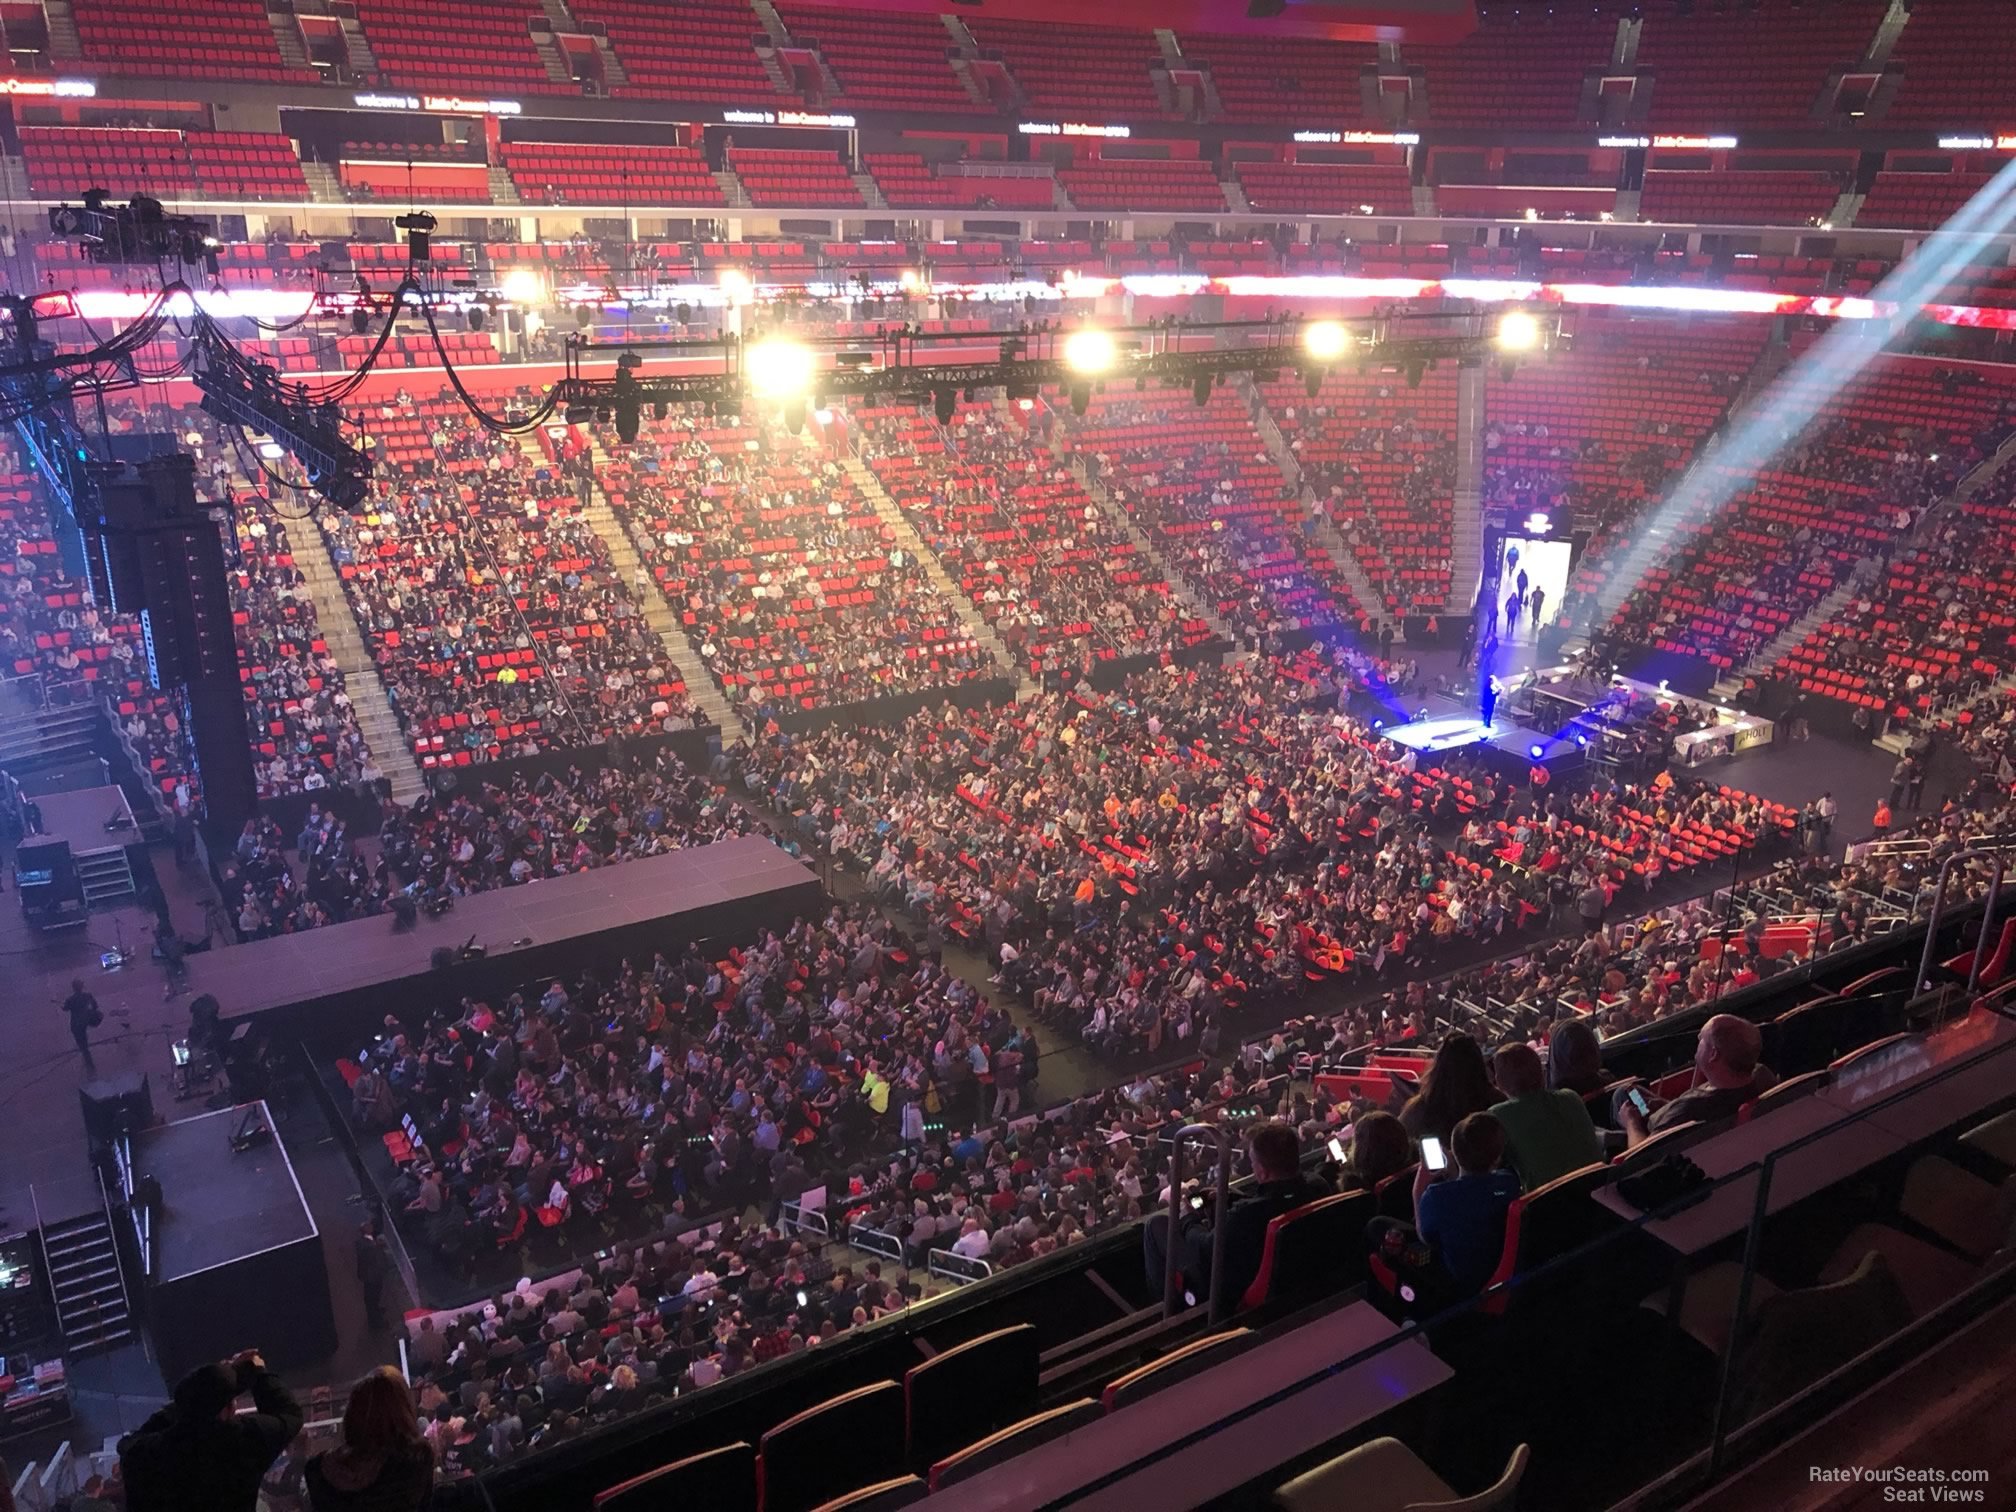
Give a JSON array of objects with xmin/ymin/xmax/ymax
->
[
  {"xmin": 221, "ymin": 748, "xmax": 751, "ymax": 936},
  {"xmin": 853, "ymin": 401, "xmax": 1215, "ymax": 679},
  {"xmin": 597, "ymin": 408, "xmax": 1000, "ymax": 716}
]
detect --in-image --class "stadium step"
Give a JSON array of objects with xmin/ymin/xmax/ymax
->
[
  {"xmin": 0, "ymin": 702, "xmax": 99, "ymax": 770},
  {"xmin": 40, "ymin": 1214, "xmax": 133, "ymax": 1355},
  {"xmin": 1446, "ymin": 358, "xmax": 1487, "ymax": 615},
  {"xmin": 851, "ymin": 173, "xmax": 886, "ymax": 209},
  {"xmin": 751, "ymin": 0, "xmax": 793, "ymax": 47},
  {"xmin": 1865, "ymin": 0, "xmax": 1911, "ymax": 66},
  {"xmin": 299, "ymin": 160, "xmax": 344, "ymax": 204},
  {"xmin": 1020, "ymin": 394, "xmax": 1239, "ymax": 648},
  {"xmin": 1220, "ymin": 177, "xmax": 1251, "ymax": 214},
  {"xmin": 537, "ymin": 0, "xmax": 580, "ymax": 31},
  {"xmin": 547, "ymin": 433, "xmax": 748, "ymax": 742},
  {"xmin": 530, "ymin": 24, "xmax": 576, "ymax": 89},
  {"xmin": 946, "ymin": 54, "xmax": 992, "ymax": 108},
  {"xmin": 837, "ymin": 453, "xmax": 1032, "ymax": 696},
  {"xmin": 487, "ymin": 163, "xmax": 521, "ymax": 206},
  {"xmin": 1235, "ymin": 373, "xmax": 1395, "ymax": 635},
  {"xmin": 265, "ymin": 8, "xmax": 313, "ymax": 74},
  {"xmin": 714, "ymin": 168, "xmax": 751, "ymax": 209},
  {"xmin": 41, "ymin": 0, "xmax": 80, "ymax": 60},
  {"xmin": 592, "ymin": 32, "xmax": 628, "ymax": 89},
  {"xmin": 281, "ymin": 522, "xmax": 430, "ymax": 805},
  {"xmin": 337, "ymin": 13, "xmax": 379, "ymax": 78}
]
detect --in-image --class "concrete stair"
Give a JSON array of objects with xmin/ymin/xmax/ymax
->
[
  {"xmin": 338, "ymin": 13, "xmax": 379, "ymax": 78},
  {"xmin": 531, "ymin": 25, "xmax": 577, "ymax": 88},
  {"xmin": 1882, "ymin": 666, "xmax": 2016, "ymax": 755},
  {"xmin": 1052, "ymin": 179, "xmax": 1076, "ymax": 212},
  {"xmin": 1865, "ymin": 0, "xmax": 1910, "ymax": 65},
  {"xmin": 752, "ymin": 0, "xmax": 792, "ymax": 45},
  {"xmin": 837, "ymin": 453, "xmax": 1030, "ymax": 694},
  {"xmin": 1234, "ymin": 374, "xmax": 1390, "ymax": 637},
  {"xmin": 553, "ymin": 433, "xmax": 748, "ymax": 741},
  {"xmin": 300, "ymin": 160, "xmax": 345, "ymax": 203},
  {"xmin": 42, "ymin": 0, "xmax": 80, "ymax": 59},
  {"xmin": 284, "ymin": 514, "xmax": 428, "ymax": 805},
  {"xmin": 852, "ymin": 172, "xmax": 887, "ymax": 209},
  {"xmin": 715, "ymin": 169, "xmax": 751, "ymax": 209},
  {"xmin": 265, "ymin": 7, "xmax": 314, "ymax": 74},
  {"xmin": 593, "ymin": 33, "xmax": 628, "ymax": 89},
  {"xmin": 1017, "ymin": 394, "xmax": 1237, "ymax": 647},
  {"xmin": 487, "ymin": 163, "xmax": 522, "ymax": 205},
  {"xmin": 1220, "ymin": 177, "xmax": 1251, "ymax": 213},
  {"xmin": 1709, "ymin": 577, "xmax": 1859, "ymax": 703},
  {"xmin": 1447, "ymin": 358, "xmax": 1486, "ymax": 614},
  {"xmin": 538, "ymin": 0, "xmax": 578, "ymax": 28}
]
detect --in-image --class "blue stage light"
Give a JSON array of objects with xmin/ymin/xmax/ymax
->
[{"xmin": 1529, "ymin": 743, "xmax": 1545, "ymax": 759}]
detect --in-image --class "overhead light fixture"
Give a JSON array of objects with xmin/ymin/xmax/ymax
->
[
  {"xmin": 1496, "ymin": 310, "xmax": 1543, "ymax": 352},
  {"xmin": 745, "ymin": 337, "xmax": 817, "ymax": 400},
  {"xmin": 719, "ymin": 267, "xmax": 752, "ymax": 301},
  {"xmin": 500, "ymin": 267, "xmax": 544, "ymax": 304},
  {"xmin": 1062, "ymin": 327, "xmax": 1118, "ymax": 376},
  {"xmin": 1303, "ymin": 320, "xmax": 1350, "ymax": 363}
]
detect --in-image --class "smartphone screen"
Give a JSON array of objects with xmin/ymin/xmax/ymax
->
[
  {"xmin": 1421, "ymin": 1135, "xmax": 1448, "ymax": 1172},
  {"xmin": 1189, "ymin": 1193, "xmax": 1205, "ymax": 1210},
  {"xmin": 1627, "ymin": 1087, "xmax": 1652, "ymax": 1117},
  {"xmin": 1327, "ymin": 1136, "xmax": 1348, "ymax": 1164}
]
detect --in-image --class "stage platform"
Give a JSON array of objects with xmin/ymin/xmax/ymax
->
[
  {"xmin": 32, "ymin": 785, "xmax": 137, "ymax": 857},
  {"xmin": 195, "ymin": 834, "xmax": 819, "ymax": 1025},
  {"xmin": 1376, "ymin": 693, "xmax": 1588, "ymax": 779},
  {"xmin": 139, "ymin": 1101, "xmax": 337, "ymax": 1379}
]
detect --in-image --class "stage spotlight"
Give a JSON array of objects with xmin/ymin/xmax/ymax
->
[
  {"xmin": 1497, "ymin": 310, "xmax": 1543, "ymax": 353},
  {"xmin": 1303, "ymin": 320, "xmax": 1350, "ymax": 364},
  {"xmin": 466, "ymin": 305, "xmax": 486, "ymax": 332},
  {"xmin": 1371, "ymin": 718, "xmax": 1383, "ymax": 730},
  {"xmin": 1016, "ymin": 397, "xmax": 1036, "ymax": 412},
  {"xmin": 350, "ymin": 306, "xmax": 371, "ymax": 335},
  {"xmin": 1529, "ymin": 743, "xmax": 1545, "ymax": 760},
  {"xmin": 1062, "ymin": 327, "xmax": 1117, "ymax": 376},
  {"xmin": 500, "ymin": 267, "xmax": 544, "ymax": 305},
  {"xmin": 899, "ymin": 268, "xmax": 925, "ymax": 293},
  {"xmin": 1576, "ymin": 735, "xmax": 1589, "ymax": 748},
  {"xmin": 745, "ymin": 337, "xmax": 817, "ymax": 400},
  {"xmin": 719, "ymin": 268, "xmax": 752, "ymax": 301}
]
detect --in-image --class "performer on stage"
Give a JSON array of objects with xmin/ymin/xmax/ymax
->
[{"xmin": 1479, "ymin": 674, "xmax": 1501, "ymax": 729}]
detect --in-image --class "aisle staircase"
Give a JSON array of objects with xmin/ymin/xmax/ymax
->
[
  {"xmin": 39, "ymin": 1212, "xmax": 131, "ymax": 1355},
  {"xmin": 282, "ymin": 519, "xmax": 428, "ymax": 805},
  {"xmin": 41, "ymin": 0, "xmax": 79, "ymax": 59},
  {"xmin": 542, "ymin": 433, "xmax": 747, "ymax": 742},
  {"xmin": 837, "ymin": 453, "xmax": 1031, "ymax": 695},
  {"xmin": 265, "ymin": 8, "xmax": 314, "ymax": 73},
  {"xmin": 1234, "ymin": 373, "xmax": 1394, "ymax": 638},
  {"xmin": 1019, "ymin": 395, "xmax": 1239, "ymax": 648}
]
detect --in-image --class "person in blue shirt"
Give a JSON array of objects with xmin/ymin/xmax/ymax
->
[{"xmin": 1415, "ymin": 1112, "xmax": 1521, "ymax": 1297}]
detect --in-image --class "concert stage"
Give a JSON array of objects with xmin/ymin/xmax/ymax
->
[
  {"xmin": 1376, "ymin": 697, "xmax": 1589, "ymax": 781},
  {"xmin": 190, "ymin": 835, "xmax": 821, "ymax": 1026},
  {"xmin": 140, "ymin": 1101, "xmax": 337, "ymax": 1382}
]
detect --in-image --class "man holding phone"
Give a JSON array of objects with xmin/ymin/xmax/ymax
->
[
  {"xmin": 1617, "ymin": 1014, "xmax": 1774, "ymax": 1148},
  {"xmin": 119, "ymin": 1348, "xmax": 303, "ymax": 1512}
]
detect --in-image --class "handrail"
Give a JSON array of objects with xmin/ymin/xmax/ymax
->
[
  {"xmin": 1914, "ymin": 837, "xmax": 2016, "ymax": 990},
  {"xmin": 1160, "ymin": 1121, "xmax": 1235, "ymax": 1326},
  {"xmin": 95, "ymin": 1152, "xmax": 138, "ymax": 1349}
]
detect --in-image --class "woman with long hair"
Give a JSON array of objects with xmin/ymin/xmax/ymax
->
[
  {"xmin": 1398, "ymin": 1031, "xmax": 1498, "ymax": 1144},
  {"xmin": 306, "ymin": 1367, "xmax": 434, "ymax": 1511}
]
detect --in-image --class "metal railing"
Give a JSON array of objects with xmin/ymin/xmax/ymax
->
[{"xmin": 1160, "ymin": 1121, "xmax": 1237, "ymax": 1326}]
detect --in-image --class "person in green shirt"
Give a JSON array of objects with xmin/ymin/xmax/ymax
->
[{"xmin": 1487, "ymin": 1043, "xmax": 1602, "ymax": 1190}]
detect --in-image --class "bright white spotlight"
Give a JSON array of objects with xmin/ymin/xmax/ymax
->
[
  {"xmin": 898, "ymin": 268, "xmax": 924, "ymax": 293},
  {"xmin": 1497, "ymin": 310, "xmax": 1543, "ymax": 352},
  {"xmin": 1303, "ymin": 320, "xmax": 1350, "ymax": 363},
  {"xmin": 745, "ymin": 337, "xmax": 817, "ymax": 400},
  {"xmin": 719, "ymin": 267, "xmax": 752, "ymax": 301},
  {"xmin": 1062, "ymin": 327, "xmax": 1117, "ymax": 376},
  {"xmin": 500, "ymin": 267, "xmax": 544, "ymax": 305}
]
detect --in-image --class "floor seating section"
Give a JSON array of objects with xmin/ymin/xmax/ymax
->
[
  {"xmin": 351, "ymin": 0, "xmax": 550, "ymax": 91},
  {"xmin": 727, "ymin": 147, "xmax": 865, "ymax": 207},
  {"xmin": 572, "ymin": 0, "xmax": 773, "ymax": 100},
  {"xmin": 863, "ymin": 153, "xmax": 1056, "ymax": 210},
  {"xmin": 1632, "ymin": 0, "xmax": 1884, "ymax": 127},
  {"xmin": 69, "ymin": 0, "xmax": 317, "ymax": 82},
  {"xmin": 1858, "ymin": 171, "xmax": 1997, "ymax": 232},
  {"xmin": 965, "ymin": 19, "xmax": 1168, "ymax": 120},
  {"xmin": 1769, "ymin": 448, "xmax": 2016, "ymax": 719},
  {"xmin": 1600, "ymin": 350, "xmax": 2016, "ymax": 677},
  {"xmin": 1261, "ymin": 363, "xmax": 1457, "ymax": 617},
  {"xmin": 1883, "ymin": 0, "xmax": 2016, "ymax": 126},
  {"xmin": 854, "ymin": 403, "xmax": 1217, "ymax": 677},
  {"xmin": 18, "ymin": 127, "xmax": 309, "ymax": 201},
  {"xmin": 598, "ymin": 411, "xmax": 996, "ymax": 715},
  {"xmin": 778, "ymin": 5, "xmax": 977, "ymax": 112},
  {"xmin": 1639, "ymin": 169, "xmax": 1844, "ymax": 226},
  {"xmin": 1064, "ymin": 389, "xmax": 1366, "ymax": 638},
  {"xmin": 501, "ymin": 140, "xmax": 724, "ymax": 207},
  {"xmin": 1234, "ymin": 162, "xmax": 1414, "ymax": 216},
  {"xmin": 1182, "ymin": 32, "xmax": 1378, "ymax": 123},
  {"xmin": 1408, "ymin": 6, "xmax": 1627, "ymax": 127},
  {"xmin": 1057, "ymin": 159, "xmax": 1228, "ymax": 213}
]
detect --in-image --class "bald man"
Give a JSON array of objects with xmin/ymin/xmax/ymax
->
[{"xmin": 1619, "ymin": 1014, "xmax": 1776, "ymax": 1147}]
